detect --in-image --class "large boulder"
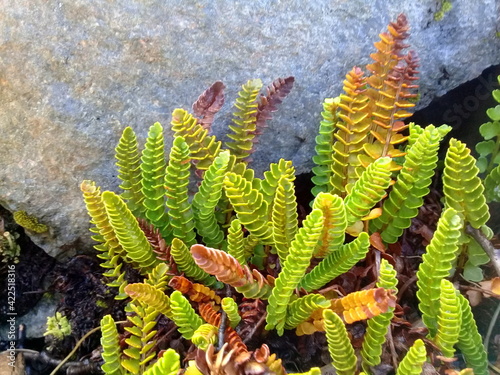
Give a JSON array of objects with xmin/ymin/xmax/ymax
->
[{"xmin": 0, "ymin": 0, "xmax": 499, "ymax": 259}]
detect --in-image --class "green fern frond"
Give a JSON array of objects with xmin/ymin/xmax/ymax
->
[
  {"xmin": 289, "ymin": 368, "xmax": 322, "ymax": 375},
  {"xmin": 266, "ymin": 209, "xmax": 324, "ymax": 335},
  {"xmin": 312, "ymin": 192, "xmax": 346, "ymax": 258},
  {"xmin": 100, "ymin": 315, "xmax": 125, "ymax": 375},
  {"xmin": 192, "ymin": 150, "xmax": 231, "ymax": 248},
  {"xmin": 140, "ymin": 122, "xmax": 171, "ymax": 240},
  {"xmin": 416, "ymin": 207, "xmax": 462, "ymax": 336},
  {"xmin": 221, "ymin": 297, "xmax": 241, "ymax": 328},
  {"xmin": 115, "ymin": 126, "xmax": 145, "ymax": 218},
  {"xmin": 261, "ymin": 159, "xmax": 296, "ymax": 206},
  {"xmin": 344, "ymin": 157, "xmax": 392, "ymax": 226},
  {"xmin": 299, "ymin": 232, "xmax": 370, "ymax": 292},
  {"xmin": 361, "ymin": 259, "xmax": 398, "ymax": 369},
  {"xmin": 372, "ymin": 124, "xmax": 451, "ymax": 243},
  {"xmin": 224, "ymin": 172, "xmax": 272, "ymax": 243},
  {"xmin": 311, "ymin": 97, "xmax": 340, "ymax": 197},
  {"xmin": 434, "ymin": 279, "xmax": 461, "ymax": 358},
  {"xmin": 284, "ymin": 294, "xmax": 330, "ymax": 329},
  {"xmin": 272, "ymin": 175, "xmax": 298, "ymax": 263},
  {"xmin": 170, "ymin": 238, "xmax": 219, "ymax": 288},
  {"xmin": 171, "ymin": 108, "xmax": 222, "ymax": 170},
  {"xmin": 143, "ymin": 349, "xmax": 180, "ymax": 375},
  {"xmin": 124, "ymin": 283, "xmax": 172, "ymax": 319},
  {"xmin": 169, "ymin": 290, "xmax": 204, "ymax": 340},
  {"xmin": 443, "ymin": 138, "xmax": 490, "ymax": 228},
  {"xmin": 165, "ymin": 136, "xmax": 196, "ymax": 246},
  {"xmin": 323, "ymin": 309, "xmax": 357, "ymax": 375},
  {"xmin": 227, "ymin": 218, "xmax": 246, "ymax": 265},
  {"xmin": 191, "ymin": 324, "xmax": 219, "ymax": 350},
  {"xmin": 102, "ymin": 191, "xmax": 160, "ymax": 273},
  {"xmin": 225, "ymin": 79, "xmax": 263, "ymax": 161},
  {"xmin": 395, "ymin": 339, "xmax": 427, "ymax": 375},
  {"xmin": 144, "ymin": 263, "xmax": 170, "ymax": 291},
  {"xmin": 456, "ymin": 294, "xmax": 489, "ymax": 375}
]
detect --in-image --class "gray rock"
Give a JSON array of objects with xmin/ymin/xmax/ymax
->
[{"xmin": 0, "ymin": 0, "xmax": 499, "ymax": 259}]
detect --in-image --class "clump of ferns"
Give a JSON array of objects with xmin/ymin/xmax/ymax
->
[{"xmin": 82, "ymin": 13, "xmax": 493, "ymax": 375}]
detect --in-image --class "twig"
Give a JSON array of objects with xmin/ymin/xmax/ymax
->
[
  {"xmin": 484, "ymin": 300, "xmax": 500, "ymax": 358},
  {"xmin": 242, "ymin": 313, "xmax": 267, "ymax": 344},
  {"xmin": 218, "ymin": 310, "xmax": 227, "ymax": 351},
  {"xmin": 466, "ymin": 225, "xmax": 500, "ymax": 277},
  {"xmin": 490, "ymin": 362, "xmax": 500, "ymax": 375},
  {"xmin": 386, "ymin": 326, "xmax": 398, "ymax": 371}
]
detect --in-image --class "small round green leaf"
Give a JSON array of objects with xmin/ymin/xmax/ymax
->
[
  {"xmin": 487, "ymin": 105, "xmax": 500, "ymax": 121},
  {"xmin": 463, "ymin": 262, "xmax": 484, "ymax": 282},
  {"xmin": 479, "ymin": 121, "xmax": 500, "ymax": 140},
  {"xmin": 476, "ymin": 157, "xmax": 488, "ymax": 173},
  {"xmin": 475, "ymin": 140, "xmax": 495, "ymax": 157}
]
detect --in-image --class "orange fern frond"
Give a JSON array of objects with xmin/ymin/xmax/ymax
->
[
  {"xmin": 137, "ymin": 218, "xmax": 169, "ymax": 261},
  {"xmin": 168, "ymin": 276, "xmax": 221, "ymax": 304},
  {"xmin": 192, "ymin": 81, "xmax": 226, "ymax": 131}
]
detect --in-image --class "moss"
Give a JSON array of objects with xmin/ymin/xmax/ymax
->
[
  {"xmin": 434, "ymin": 1, "xmax": 452, "ymax": 21},
  {"xmin": 13, "ymin": 210, "xmax": 48, "ymax": 233}
]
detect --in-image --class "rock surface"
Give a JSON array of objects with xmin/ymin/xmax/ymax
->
[{"xmin": 0, "ymin": 0, "xmax": 499, "ymax": 259}]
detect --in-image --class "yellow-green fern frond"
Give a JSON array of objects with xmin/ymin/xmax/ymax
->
[
  {"xmin": 299, "ymin": 232, "xmax": 370, "ymax": 292},
  {"xmin": 323, "ymin": 309, "xmax": 357, "ymax": 375},
  {"xmin": 115, "ymin": 126, "xmax": 145, "ymax": 218},
  {"xmin": 224, "ymin": 172, "xmax": 272, "ymax": 243},
  {"xmin": 124, "ymin": 283, "xmax": 172, "ymax": 319},
  {"xmin": 100, "ymin": 315, "xmax": 125, "ymax": 375},
  {"xmin": 372, "ymin": 124, "xmax": 451, "ymax": 243},
  {"xmin": 144, "ymin": 263, "xmax": 170, "ymax": 291},
  {"xmin": 140, "ymin": 122, "xmax": 171, "ymax": 240},
  {"xmin": 261, "ymin": 159, "xmax": 296, "ymax": 206},
  {"xmin": 227, "ymin": 218, "xmax": 246, "ymax": 265},
  {"xmin": 456, "ymin": 294, "xmax": 489, "ymax": 375},
  {"xmin": 171, "ymin": 108, "xmax": 222, "ymax": 170},
  {"xmin": 311, "ymin": 97, "xmax": 340, "ymax": 197},
  {"xmin": 416, "ymin": 207, "xmax": 462, "ymax": 336},
  {"xmin": 143, "ymin": 349, "xmax": 181, "ymax": 375},
  {"xmin": 169, "ymin": 290, "xmax": 204, "ymax": 340},
  {"xmin": 225, "ymin": 79, "xmax": 263, "ymax": 161},
  {"xmin": 221, "ymin": 297, "xmax": 241, "ymax": 328},
  {"xmin": 344, "ymin": 157, "xmax": 392, "ymax": 227},
  {"xmin": 289, "ymin": 368, "xmax": 322, "ymax": 375},
  {"xmin": 443, "ymin": 138, "xmax": 490, "ymax": 228},
  {"xmin": 165, "ymin": 136, "xmax": 196, "ymax": 246},
  {"xmin": 312, "ymin": 192, "xmax": 346, "ymax": 258},
  {"xmin": 170, "ymin": 238, "xmax": 219, "ymax": 288},
  {"xmin": 285, "ymin": 294, "xmax": 330, "ymax": 330},
  {"xmin": 272, "ymin": 175, "xmax": 298, "ymax": 263},
  {"xmin": 192, "ymin": 150, "xmax": 231, "ymax": 248},
  {"xmin": 102, "ymin": 191, "xmax": 160, "ymax": 273},
  {"xmin": 395, "ymin": 339, "xmax": 427, "ymax": 375},
  {"xmin": 266, "ymin": 209, "xmax": 324, "ymax": 335},
  {"xmin": 13, "ymin": 210, "xmax": 48, "ymax": 233},
  {"xmin": 361, "ymin": 259, "xmax": 398, "ymax": 369},
  {"xmin": 191, "ymin": 323, "xmax": 218, "ymax": 350},
  {"xmin": 433, "ymin": 279, "xmax": 461, "ymax": 358}
]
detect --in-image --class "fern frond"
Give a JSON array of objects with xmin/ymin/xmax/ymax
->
[
  {"xmin": 323, "ymin": 309, "xmax": 357, "ymax": 375},
  {"xmin": 266, "ymin": 209, "xmax": 324, "ymax": 335},
  {"xmin": 312, "ymin": 192, "xmax": 346, "ymax": 257},
  {"xmin": 143, "ymin": 349, "xmax": 181, "ymax": 375},
  {"xmin": 395, "ymin": 339, "xmax": 427, "ymax": 375},
  {"xmin": 223, "ymin": 172, "xmax": 272, "ymax": 243},
  {"xmin": 221, "ymin": 297, "xmax": 241, "ymax": 328},
  {"xmin": 372, "ymin": 124, "xmax": 451, "ymax": 243},
  {"xmin": 191, "ymin": 323, "xmax": 219, "ymax": 350},
  {"xmin": 299, "ymin": 232, "xmax": 370, "ymax": 292},
  {"xmin": 169, "ymin": 290, "xmax": 204, "ymax": 340},
  {"xmin": 124, "ymin": 283, "xmax": 172, "ymax": 319},
  {"xmin": 192, "ymin": 150, "xmax": 231, "ymax": 248},
  {"xmin": 171, "ymin": 108, "xmax": 222, "ymax": 170},
  {"xmin": 416, "ymin": 207, "xmax": 462, "ymax": 336},
  {"xmin": 361, "ymin": 259, "xmax": 398, "ymax": 369},
  {"xmin": 192, "ymin": 81, "xmax": 225, "ymax": 130},
  {"xmin": 227, "ymin": 218, "xmax": 246, "ymax": 265},
  {"xmin": 169, "ymin": 276, "xmax": 221, "ymax": 304},
  {"xmin": 330, "ymin": 67, "xmax": 372, "ymax": 196},
  {"xmin": 272, "ymin": 175, "xmax": 298, "ymax": 263},
  {"xmin": 443, "ymin": 138, "xmax": 490, "ymax": 228},
  {"xmin": 115, "ymin": 126, "xmax": 145, "ymax": 218},
  {"xmin": 165, "ymin": 136, "xmax": 196, "ymax": 246},
  {"xmin": 140, "ymin": 122, "xmax": 171, "ymax": 240},
  {"xmin": 191, "ymin": 244, "xmax": 273, "ymax": 299},
  {"xmin": 102, "ymin": 191, "xmax": 159, "ymax": 273},
  {"xmin": 261, "ymin": 158, "xmax": 296, "ymax": 206},
  {"xmin": 285, "ymin": 294, "xmax": 330, "ymax": 330},
  {"xmin": 100, "ymin": 315, "xmax": 125, "ymax": 375},
  {"xmin": 225, "ymin": 79, "xmax": 263, "ymax": 161},
  {"xmin": 456, "ymin": 293, "xmax": 489, "ymax": 375},
  {"xmin": 170, "ymin": 238, "xmax": 219, "ymax": 287},
  {"xmin": 311, "ymin": 97, "xmax": 340, "ymax": 197},
  {"xmin": 344, "ymin": 157, "xmax": 392, "ymax": 227},
  {"xmin": 434, "ymin": 279, "xmax": 461, "ymax": 358},
  {"xmin": 288, "ymin": 368, "xmax": 321, "ymax": 375}
]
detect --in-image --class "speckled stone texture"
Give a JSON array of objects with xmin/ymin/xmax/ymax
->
[{"xmin": 0, "ymin": 0, "xmax": 499, "ymax": 259}]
